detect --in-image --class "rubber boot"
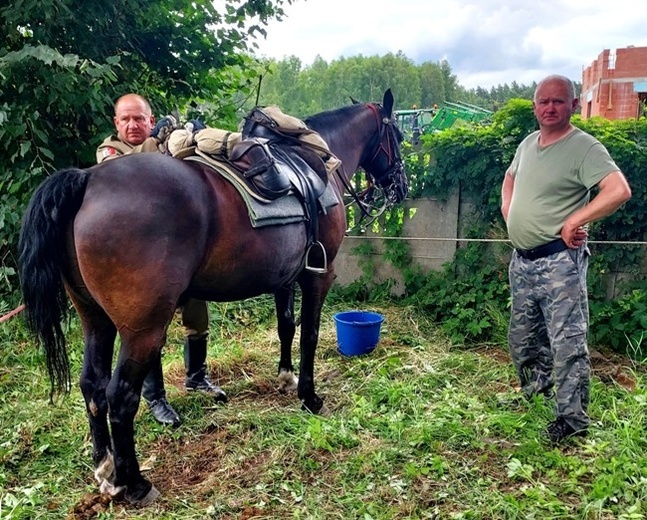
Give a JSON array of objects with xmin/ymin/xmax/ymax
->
[
  {"xmin": 184, "ymin": 336, "xmax": 228, "ymax": 403},
  {"xmin": 142, "ymin": 349, "xmax": 165, "ymax": 403}
]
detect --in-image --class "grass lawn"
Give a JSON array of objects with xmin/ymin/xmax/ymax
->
[{"xmin": 1, "ymin": 296, "xmax": 645, "ymax": 519}]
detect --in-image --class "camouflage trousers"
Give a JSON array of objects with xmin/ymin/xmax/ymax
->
[
  {"xmin": 508, "ymin": 246, "xmax": 591, "ymax": 431},
  {"xmin": 180, "ymin": 298, "xmax": 209, "ymax": 339}
]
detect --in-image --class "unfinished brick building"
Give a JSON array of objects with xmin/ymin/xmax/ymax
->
[{"xmin": 580, "ymin": 46, "xmax": 647, "ymax": 120}]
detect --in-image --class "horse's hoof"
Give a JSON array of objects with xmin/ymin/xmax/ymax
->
[
  {"xmin": 301, "ymin": 395, "xmax": 324, "ymax": 414},
  {"xmin": 278, "ymin": 370, "xmax": 298, "ymax": 393},
  {"xmin": 124, "ymin": 482, "xmax": 160, "ymax": 506}
]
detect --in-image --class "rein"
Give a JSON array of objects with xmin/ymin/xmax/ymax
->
[{"xmin": 365, "ymin": 103, "xmax": 406, "ymax": 203}]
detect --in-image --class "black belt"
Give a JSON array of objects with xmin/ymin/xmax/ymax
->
[{"xmin": 515, "ymin": 239, "xmax": 569, "ymax": 260}]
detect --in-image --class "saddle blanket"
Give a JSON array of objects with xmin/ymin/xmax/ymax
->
[{"xmin": 184, "ymin": 153, "xmax": 340, "ymax": 228}]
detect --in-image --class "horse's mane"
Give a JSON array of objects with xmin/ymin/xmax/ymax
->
[{"xmin": 304, "ymin": 103, "xmax": 366, "ymax": 133}]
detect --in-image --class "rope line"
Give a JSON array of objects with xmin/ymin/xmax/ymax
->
[
  {"xmin": 343, "ymin": 236, "xmax": 647, "ymax": 246},
  {"xmin": 0, "ymin": 304, "xmax": 25, "ymax": 323},
  {"xmin": 0, "ymin": 240, "xmax": 642, "ymax": 322}
]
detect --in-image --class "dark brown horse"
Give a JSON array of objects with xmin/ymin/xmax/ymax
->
[{"xmin": 18, "ymin": 89, "xmax": 407, "ymax": 505}]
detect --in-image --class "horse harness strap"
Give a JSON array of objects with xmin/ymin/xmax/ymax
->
[
  {"xmin": 334, "ymin": 103, "xmax": 390, "ymax": 227},
  {"xmin": 365, "ymin": 103, "xmax": 399, "ymax": 176}
]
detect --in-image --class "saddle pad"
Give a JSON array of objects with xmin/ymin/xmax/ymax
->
[{"xmin": 184, "ymin": 154, "xmax": 340, "ymax": 229}]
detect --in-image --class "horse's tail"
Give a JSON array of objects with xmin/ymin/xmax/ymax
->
[{"xmin": 18, "ymin": 168, "xmax": 91, "ymax": 398}]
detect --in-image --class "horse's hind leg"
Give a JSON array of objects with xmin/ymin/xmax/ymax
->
[
  {"xmin": 73, "ymin": 302, "xmax": 119, "ymax": 493},
  {"xmin": 107, "ymin": 327, "xmax": 167, "ymax": 505},
  {"xmin": 275, "ymin": 285, "xmax": 298, "ymax": 392}
]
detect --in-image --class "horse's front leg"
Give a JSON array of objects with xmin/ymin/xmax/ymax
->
[
  {"xmin": 297, "ymin": 273, "xmax": 333, "ymax": 414},
  {"xmin": 77, "ymin": 313, "xmax": 117, "ymax": 488},
  {"xmin": 274, "ymin": 285, "xmax": 298, "ymax": 392},
  {"xmin": 106, "ymin": 334, "xmax": 163, "ymax": 506}
]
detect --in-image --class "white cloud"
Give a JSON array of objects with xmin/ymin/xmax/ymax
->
[{"xmin": 253, "ymin": 0, "xmax": 647, "ymax": 89}]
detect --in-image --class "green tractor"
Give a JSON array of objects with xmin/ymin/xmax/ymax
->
[{"xmin": 395, "ymin": 101, "xmax": 492, "ymax": 143}]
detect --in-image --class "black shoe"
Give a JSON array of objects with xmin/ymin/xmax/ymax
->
[
  {"xmin": 185, "ymin": 377, "xmax": 228, "ymax": 403},
  {"xmin": 147, "ymin": 398, "xmax": 181, "ymax": 427},
  {"xmin": 546, "ymin": 417, "xmax": 587, "ymax": 444}
]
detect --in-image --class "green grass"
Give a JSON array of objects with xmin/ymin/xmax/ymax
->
[{"xmin": 1, "ymin": 296, "xmax": 646, "ymax": 519}]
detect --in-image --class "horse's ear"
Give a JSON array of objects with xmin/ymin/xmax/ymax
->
[
  {"xmin": 383, "ymin": 89, "xmax": 394, "ymax": 117},
  {"xmin": 349, "ymin": 96, "xmax": 361, "ymax": 105}
]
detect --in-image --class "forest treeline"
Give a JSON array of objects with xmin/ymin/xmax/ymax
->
[{"xmin": 249, "ymin": 52, "xmax": 581, "ymax": 118}]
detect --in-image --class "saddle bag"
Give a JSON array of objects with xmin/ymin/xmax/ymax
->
[
  {"xmin": 195, "ymin": 128, "xmax": 242, "ymax": 159},
  {"xmin": 229, "ymin": 138, "xmax": 292, "ymax": 200}
]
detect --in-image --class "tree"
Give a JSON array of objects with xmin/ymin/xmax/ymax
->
[
  {"xmin": 419, "ymin": 62, "xmax": 445, "ymax": 107},
  {"xmin": 439, "ymin": 59, "xmax": 459, "ymax": 102},
  {"xmin": 300, "ymin": 56, "xmax": 330, "ymax": 115},
  {"xmin": 257, "ymin": 56, "xmax": 304, "ymax": 113}
]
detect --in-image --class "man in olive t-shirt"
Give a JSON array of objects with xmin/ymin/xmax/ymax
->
[{"xmin": 500, "ymin": 75, "xmax": 631, "ymax": 444}]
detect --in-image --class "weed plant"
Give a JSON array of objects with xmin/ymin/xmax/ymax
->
[{"xmin": 0, "ymin": 296, "xmax": 645, "ymax": 519}]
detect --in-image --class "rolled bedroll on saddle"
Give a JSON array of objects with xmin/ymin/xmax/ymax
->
[{"xmin": 167, "ymin": 106, "xmax": 341, "ymax": 176}]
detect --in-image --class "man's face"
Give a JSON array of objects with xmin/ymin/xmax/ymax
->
[
  {"xmin": 533, "ymin": 79, "xmax": 578, "ymax": 132},
  {"xmin": 113, "ymin": 98, "xmax": 155, "ymax": 145}
]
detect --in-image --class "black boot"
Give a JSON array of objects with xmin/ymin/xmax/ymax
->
[
  {"xmin": 546, "ymin": 417, "xmax": 587, "ymax": 444},
  {"xmin": 147, "ymin": 398, "xmax": 181, "ymax": 427},
  {"xmin": 184, "ymin": 336, "xmax": 228, "ymax": 403},
  {"xmin": 142, "ymin": 350, "xmax": 181, "ymax": 427}
]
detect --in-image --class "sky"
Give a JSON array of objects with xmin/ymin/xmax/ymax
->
[{"xmin": 253, "ymin": 0, "xmax": 647, "ymax": 90}]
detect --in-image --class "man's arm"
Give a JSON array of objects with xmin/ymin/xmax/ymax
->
[
  {"xmin": 561, "ymin": 170, "xmax": 632, "ymax": 247},
  {"xmin": 501, "ymin": 169, "xmax": 515, "ymax": 223}
]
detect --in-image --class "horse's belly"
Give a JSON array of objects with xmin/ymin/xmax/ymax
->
[
  {"xmin": 190, "ymin": 238, "xmax": 305, "ymax": 300},
  {"xmin": 189, "ymin": 271, "xmax": 295, "ymax": 301}
]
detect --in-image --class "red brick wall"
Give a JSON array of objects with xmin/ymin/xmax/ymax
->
[
  {"xmin": 580, "ymin": 46, "xmax": 647, "ymax": 120},
  {"xmin": 615, "ymin": 47, "xmax": 647, "ymax": 76}
]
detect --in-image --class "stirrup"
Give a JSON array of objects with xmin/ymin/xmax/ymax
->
[{"xmin": 305, "ymin": 241, "xmax": 328, "ymax": 273}]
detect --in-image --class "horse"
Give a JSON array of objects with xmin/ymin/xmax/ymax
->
[{"xmin": 18, "ymin": 89, "xmax": 407, "ymax": 506}]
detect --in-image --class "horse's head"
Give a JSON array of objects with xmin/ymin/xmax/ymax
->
[{"xmin": 360, "ymin": 89, "xmax": 408, "ymax": 205}]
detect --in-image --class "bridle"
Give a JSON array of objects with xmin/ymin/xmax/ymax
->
[
  {"xmin": 338, "ymin": 102, "xmax": 407, "ymax": 231},
  {"xmin": 363, "ymin": 102, "xmax": 405, "ymax": 189}
]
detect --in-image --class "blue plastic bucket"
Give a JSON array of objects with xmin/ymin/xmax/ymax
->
[{"xmin": 333, "ymin": 311, "xmax": 385, "ymax": 356}]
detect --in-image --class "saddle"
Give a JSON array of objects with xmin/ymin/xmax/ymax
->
[
  {"xmin": 167, "ymin": 109, "xmax": 332, "ymax": 205},
  {"xmin": 237, "ymin": 107, "xmax": 334, "ymax": 272},
  {"xmin": 228, "ymin": 138, "xmax": 328, "ymax": 203},
  {"xmin": 166, "ymin": 109, "xmax": 338, "ymax": 272}
]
